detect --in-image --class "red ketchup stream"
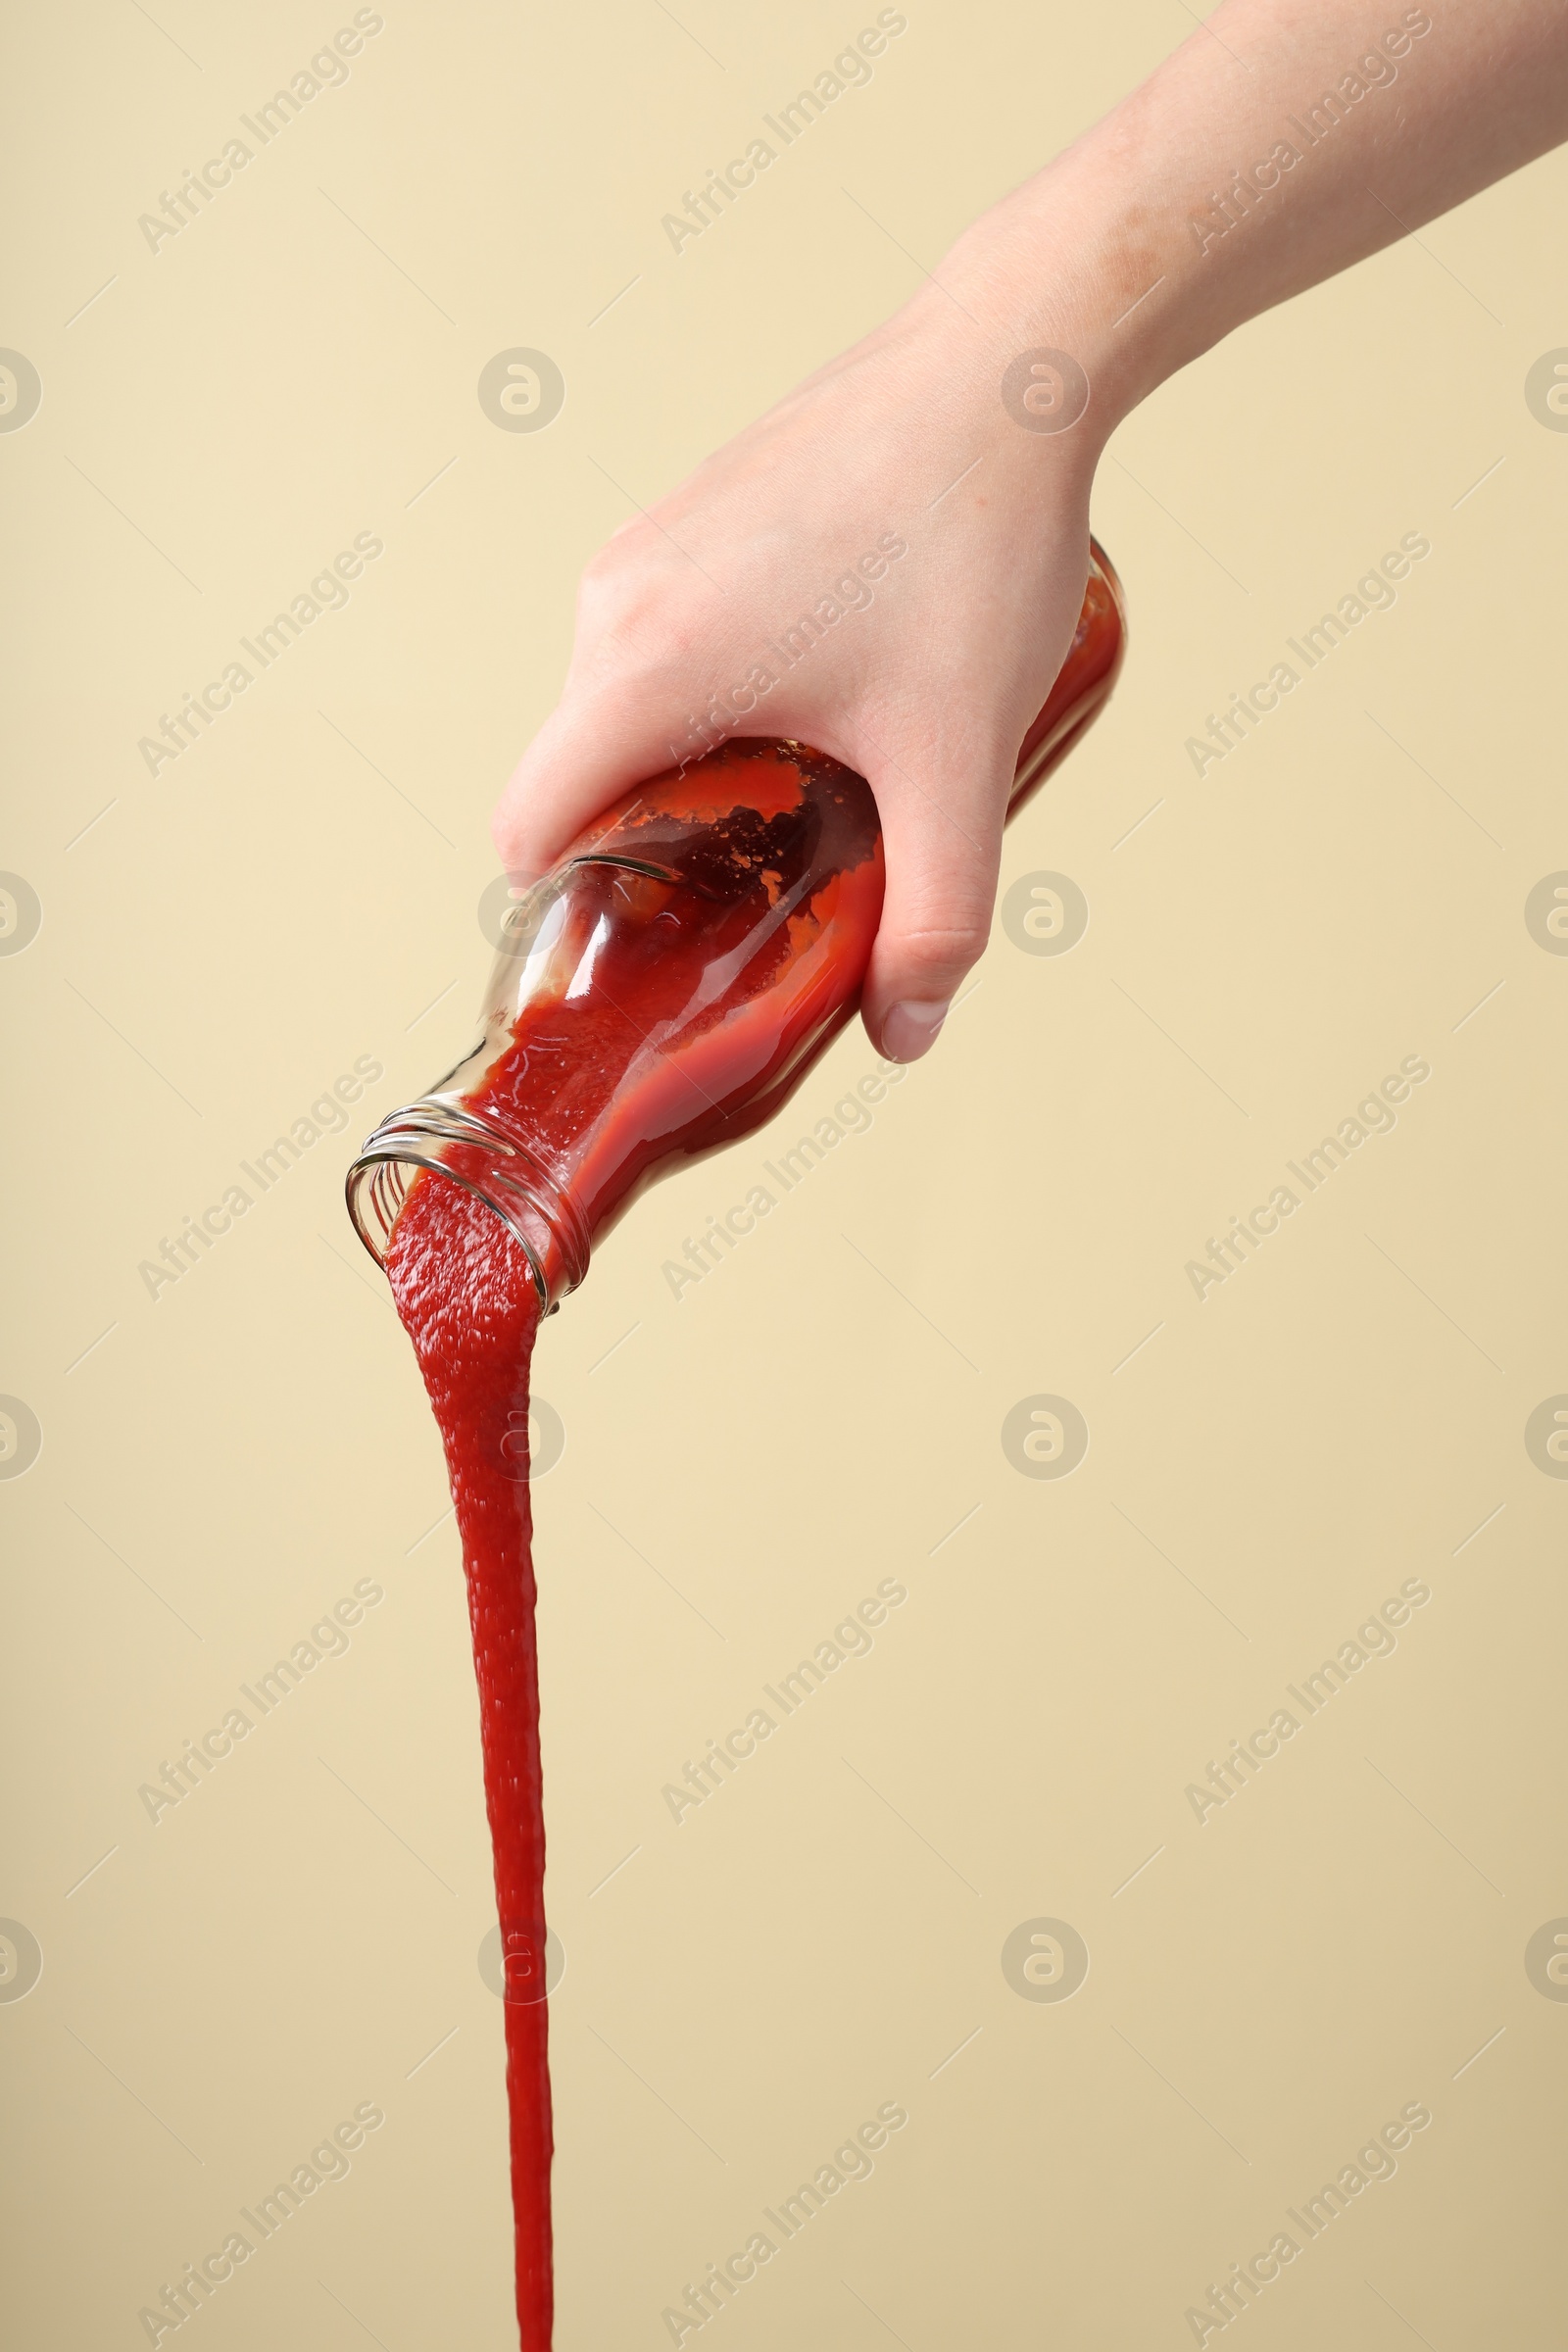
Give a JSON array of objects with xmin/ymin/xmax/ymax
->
[
  {"xmin": 386, "ymin": 1188, "xmax": 553, "ymax": 2340},
  {"xmin": 379, "ymin": 756, "xmax": 873, "ymax": 2343},
  {"xmin": 374, "ymin": 553, "xmax": 1126, "ymax": 2351}
]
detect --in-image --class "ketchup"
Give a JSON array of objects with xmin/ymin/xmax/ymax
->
[
  {"xmin": 385, "ymin": 1180, "xmax": 553, "ymax": 2344},
  {"xmin": 362, "ymin": 542, "xmax": 1127, "ymax": 2351}
]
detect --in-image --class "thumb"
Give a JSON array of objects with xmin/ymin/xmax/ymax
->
[
  {"xmin": 492, "ymin": 687, "xmax": 716, "ymax": 879},
  {"xmin": 856, "ymin": 741, "xmax": 1008, "ymax": 1063}
]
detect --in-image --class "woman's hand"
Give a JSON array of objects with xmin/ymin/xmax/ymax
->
[{"xmin": 490, "ymin": 271, "xmax": 1110, "ymax": 1064}]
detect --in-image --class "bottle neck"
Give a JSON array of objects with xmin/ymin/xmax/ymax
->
[{"xmin": 345, "ymin": 1102, "xmax": 592, "ymax": 1312}]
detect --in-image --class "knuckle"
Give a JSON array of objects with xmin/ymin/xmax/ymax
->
[
  {"xmin": 574, "ymin": 557, "xmax": 708, "ymax": 679},
  {"xmin": 577, "ymin": 534, "xmax": 659, "ymax": 618},
  {"xmin": 891, "ymin": 916, "xmax": 990, "ymax": 974}
]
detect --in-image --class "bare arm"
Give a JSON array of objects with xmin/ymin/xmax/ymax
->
[
  {"xmin": 495, "ymin": 0, "xmax": 1568, "ymax": 1063},
  {"xmin": 975, "ymin": 0, "xmax": 1568, "ymax": 417}
]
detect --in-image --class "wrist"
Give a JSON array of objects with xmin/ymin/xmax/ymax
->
[
  {"xmin": 939, "ymin": 178, "xmax": 1165, "ymax": 449},
  {"xmin": 934, "ymin": 130, "xmax": 1240, "ymax": 449}
]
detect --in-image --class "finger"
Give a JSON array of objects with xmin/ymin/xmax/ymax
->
[
  {"xmin": 491, "ymin": 687, "xmax": 708, "ymax": 879},
  {"xmin": 855, "ymin": 736, "xmax": 1010, "ymax": 1062}
]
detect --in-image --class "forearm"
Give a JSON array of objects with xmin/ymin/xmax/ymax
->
[{"xmin": 946, "ymin": 0, "xmax": 1568, "ymax": 436}]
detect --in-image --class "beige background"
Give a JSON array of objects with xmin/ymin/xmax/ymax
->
[{"xmin": 4, "ymin": 0, "xmax": 1567, "ymax": 2345}]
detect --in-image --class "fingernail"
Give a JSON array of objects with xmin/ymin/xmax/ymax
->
[{"xmin": 882, "ymin": 1000, "xmax": 951, "ymax": 1063}]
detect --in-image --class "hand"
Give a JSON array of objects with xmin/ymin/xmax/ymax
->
[
  {"xmin": 494, "ymin": 0, "xmax": 1568, "ymax": 1063},
  {"xmin": 490, "ymin": 272, "xmax": 1109, "ymax": 1064}
]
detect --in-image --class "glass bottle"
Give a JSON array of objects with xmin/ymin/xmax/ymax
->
[{"xmin": 347, "ymin": 540, "xmax": 1126, "ymax": 1309}]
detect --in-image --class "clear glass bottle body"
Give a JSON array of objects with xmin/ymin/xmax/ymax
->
[{"xmin": 347, "ymin": 541, "xmax": 1126, "ymax": 1307}]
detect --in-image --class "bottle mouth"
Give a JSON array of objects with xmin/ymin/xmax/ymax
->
[{"xmin": 345, "ymin": 1100, "xmax": 592, "ymax": 1313}]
